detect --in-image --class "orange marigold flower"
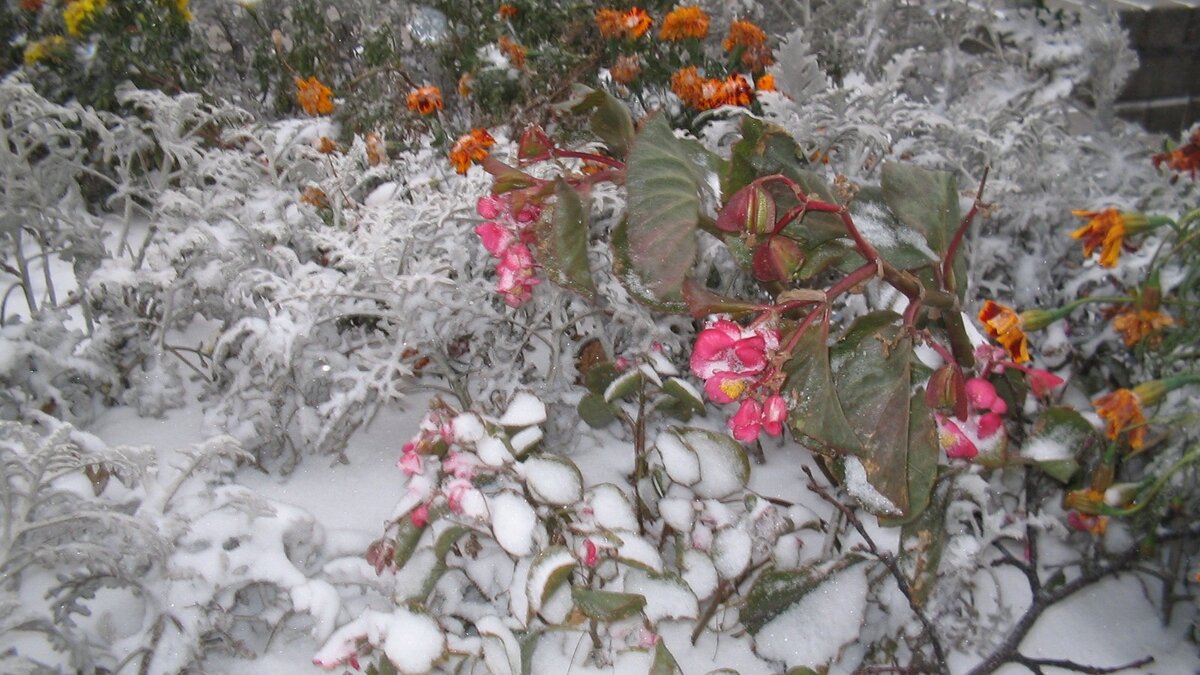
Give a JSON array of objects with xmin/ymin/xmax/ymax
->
[
  {"xmin": 498, "ymin": 35, "xmax": 526, "ymax": 69},
  {"xmin": 295, "ymin": 76, "xmax": 334, "ymax": 116},
  {"xmin": 406, "ymin": 85, "xmax": 443, "ymax": 115},
  {"xmin": 458, "ymin": 73, "xmax": 473, "ymax": 98},
  {"xmin": 498, "ymin": 3, "xmax": 518, "ymax": 19},
  {"xmin": 624, "ymin": 8, "xmax": 652, "ymax": 38},
  {"xmin": 1093, "ymin": 388, "xmax": 1147, "ymax": 451},
  {"xmin": 756, "ymin": 73, "xmax": 776, "ymax": 92},
  {"xmin": 595, "ymin": 8, "xmax": 625, "ymax": 38},
  {"xmin": 365, "ymin": 132, "xmax": 386, "ymax": 166},
  {"xmin": 741, "ymin": 44, "xmax": 775, "ymax": 72},
  {"xmin": 659, "ymin": 5, "xmax": 709, "ymax": 41},
  {"xmin": 720, "ymin": 73, "xmax": 753, "ymax": 107},
  {"xmin": 723, "ymin": 19, "xmax": 767, "ymax": 52},
  {"xmin": 610, "ymin": 54, "xmax": 641, "ymax": 85},
  {"xmin": 300, "ymin": 186, "xmax": 329, "ymax": 208},
  {"xmin": 449, "ymin": 128, "xmax": 495, "ymax": 175},
  {"xmin": 1112, "ymin": 308, "xmax": 1174, "ymax": 348},
  {"xmin": 671, "ymin": 66, "xmax": 706, "ymax": 108},
  {"xmin": 1070, "ymin": 208, "xmax": 1127, "ymax": 268},
  {"xmin": 1152, "ymin": 129, "xmax": 1200, "ymax": 180},
  {"xmin": 978, "ymin": 299, "xmax": 1030, "ymax": 364},
  {"xmin": 315, "ymin": 136, "xmax": 338, "ymax": 154},
  {"xmin": 21, "ymin": 0, "xmax": 43, "ymax": 11}
]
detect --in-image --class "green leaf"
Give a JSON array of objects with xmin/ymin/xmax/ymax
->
[
  {"xmin": 649, "ymin": 642, "xmax": 683, "ymax": 675},
  {"xmin": 533, "ymin": 179, "xmax": 596, "ymax": 300},
  {"xmin": 484, "ymin": 156, "xmax": 541, "ymax": 193},
  {"xmin": 880, "ymin": 163, "xmax": 964, "ymax": 293},
  {"xmin": 605, "ymin": 369, "xmax": 644, "ymax": 402},
  {"xmin": 1024, "ymin": 407, "xmax": 1093, "ymax": 483},
  {"xmin": 848, "ymin": 188, "xmax": 941, "ymax": 271},
  {"xmin": 419, "ymin": 525, "xmax": 470, "ymax": 598},
  {"xmin": 557, "ymin": 84, "xmax": 635, "ymax": 158},
  {"xmin": 578, "ymin": 393, "xmax": 617, "ymax": 428},
  {"xmin": 898, "ymin": 479, "xmax": 949, "ymax": 607},
  {"xmin": 571, "ymin": 588, "xmax": 647, "ymax": 622},
  {"xmin": 662, "ymin": 377, "xmax": 706, "ymax": 416},
  {"xmin": 612, "ymin": 217, "xmax": 689, "ymax": 313},
  {"xmin": 623, "ymin": 114, "xmax": 704, "ymax": 305},
  {"xmin": 893, "ymin": 391, "xmax": 939, "ymax": 524},
  {"xmin": 524, "ymin": 455, "xmax": 584, "ymax": 505},
  {"xmin": 667, "ymin": 427, "xmax": 750, "ymax": 498},
  {"xmin": 741, "ymin": 567, "xmax": 819, "ymax": 634},
  {"xmin": 585, "ymin": 362, "xmax": 621, "ymax": 395},
  {"xmin": 782, "ymin": 316, "xmax": 865, "ymax": 457},
  {"xmin": 831, "ymin": 311, "xmax": 917, "ymax": 515},
  {"xmin": 392, "ymin": 514, "xmax": 428, "ymax": 569}
]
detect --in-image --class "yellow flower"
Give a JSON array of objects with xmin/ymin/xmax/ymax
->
[
  {"xmin": 406, "ymin": 85, "xmax": 443, "ymax": 115},
  {"xmin": 723, "ymin": 19, "xmax": 766, "ymax": 52},
  {"xmin": 295, "ymin": 76, "xmax": 334, "ymax": 116},
  {"xmin": 1112, "ymin": 308, "xmax": 1174, "ymax": 348},
  {"xmin": 977, "ymin": 300, "xmax": 1030, "ymax": 363},
  {"xmin": 1070, "ymin": 208, "xmax": 1129, "ymax": 268},
  {"xmin": 64, "ymin": 0, "xmax": 107, "ymax": 38},
  {"xmin": 659, "ymin": 6, "xmax": 709, "ymax": 41},
  {"xmin": 1093, "ymin": 388, "xmax": 1147, "ymax": 451},
  {"xmin": 449, "ymin": 128, "xmax": 495, "ymax": 175},
  {"xmin": 23, "ymin": 36, "xmax": 66, "ymax": 66}
]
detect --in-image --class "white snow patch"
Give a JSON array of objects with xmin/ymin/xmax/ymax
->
[
  {"xmin": 500, "ymin": 392, "xmax": 546, "ymax": 426},
  {"xmin": 477, "ymin": 435, "xmax": 515, "ymax": 466},
  {"xmin": 522, "ymin": 456, "xmax": 583, "ymax": 506},
  {"xmin": 681, "ymin": 550, "xmax": 718, "ymax": 600},
  {"xmin": 843, "ymin": 456, "xmax": 900, "ymax": 515},
  {"xmin": 510, "ymin": 426, "xmax": 543, "ymax": 454},
  {"xmin": 313, "ymin": 608, "xmax": 444, "ymax": 673},
  {"xmin": 612, "ymin": 530, "xmax": 664, "ymax": 572},
  {"xmin": 453, "ymin": 413, "xmax": 487, "ymax": 443},
  {"xmin": 755, "ymin": 565, "xmax": 869, "ymax": 669},
  {"xmin": 587, "ymin": 484, "xmax": 638, "ymax": 532},
  {"xmin": 526, "ymin": 548, "xmax": 576, "ymax": 616},
  {"xmin": 658, "ymin": 497, "xmax": 696, "ymax": 533},
  {"xmin": 656, "ymin": 430, "xmax": 700, "ymax": 486},
  {"xmin": 489, "ymin": 492, "xmax": 538, "ymax": 557},
  {"xmin": 712, "ymin": 527, "xmax": 752, "ymax": 579},
  {"xmin": 623, "ymin": 569, "xmax": 698, "ymax": 622}
]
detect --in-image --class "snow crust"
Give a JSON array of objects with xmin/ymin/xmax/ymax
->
[{"xmin": 755, "ymin": 564, "xmax": 869, "ymax": 669}]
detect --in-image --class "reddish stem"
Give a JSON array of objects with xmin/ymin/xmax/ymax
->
[
  {"xmin": 550, "ymin": 148, "xmax": 625, "ymax": 170},
  {"xmin": 779, "ymin": 304, "xmax": 828, "ymax": 358},
  {"xmin": 942, "ymin": 166, "xmax": 990, "ymax": 289},
  {"xmin": 827, "ymin": 261, "xmax": 879, "ymax": 301}
]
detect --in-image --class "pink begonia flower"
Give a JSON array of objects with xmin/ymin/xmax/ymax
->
[
  {"xmin": 398, "ymin": 450, "xmax": 423, "ymax": 476},
  {"xmin": 761, "ymin": 395, "xmax": 787, "ymax": 437},
  {"xmin": 1024, "ymin": 367, "xmax": 1064, "ymax": 398},
  {"xmin": 936, "ymin": 415, "xmax": 978, "ymax": 459},
  {"xmin": 690, "ymin": 319, "xmax": 769, "ymax": 380},
  {"xmin": 974, "ymin": 344, "xmax": 1009, "ymax": 375},
  {"xmin": 476, "ymin": 195, "xmax": 504, "ymax": 219},
  {"xmin": 638, "ymin": 628, "xmax": 660, "ymax": 648},
  {"xmin": 730, "ymin": 398, "xmax": 764, "ymax": 442},
  {"xmin": 410, "ymin": 503, "xmax": 429, "ymax": 528},
  {"xmin": 976, "ymin": 412, "xmax": 1004, "ymax": 439},
  {"xmin": 442, "ymin": 452, "xmax": 476, "ymax": 481},
  {"xmin": 495, "ymin": 243, "xmax": 541, "ymax": 307},
  {"xmin": 965, "ymin": 378, "xmax": 997, "ymax": 411},
  {"xmin": 704, "ymin": 371, "xmax": 751, "ymax": 404},
  {"xmin": 582, "ymin": 539, "xmax": 598, "ymax": 567},
  {"xmin": 474, "ymin": 221, "xmax": 514, "ymax": 255},
  {"xmin": 445, "ymin": 479, "xmax": 473, "ymax": 514}
]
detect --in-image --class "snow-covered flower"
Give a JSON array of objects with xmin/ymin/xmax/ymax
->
[
  {"xmin": 1093, "ymin": 388, "xmax": 1146, "ymax": 451},
  {"xmin": 450, "ymin": 129, "xmax": 495, "ymax": 174}
]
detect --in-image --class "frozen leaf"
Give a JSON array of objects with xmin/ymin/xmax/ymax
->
[
  {"xmin": 510, "ymin": 427, "xmax": 543, "ymax": 455},
  {"xmin": 605, "ymin": 369, "xmax": 644, "ymax": 402},
  {"xmin": 1024, "ymin": 407, "xmax": 1092, "ymax": 483},
  {"xmin": 662, "ymin": 378, "xmax": 706, "ymax": 416},
  {"xmin": 585, "ymin": 361, "xmax": 621, "ymax": 395},
  {"xmin": 880, "ymin": 163, "xmax": 964, "ymax": 293},
  {"xmin": 783, "ymin": 318, "xmax": 864, "ymax": 457},
  {"xmin": 681, "ymin": 550, "xmax": 718, "ymax": 600},
  {"xmin": 478, "ymin": 435, "xmax": 515, "ymax": 466},
  {"xmin": 711, "ymin": 527, "xmax": 752, "ymax": 579},
  {"xmin": 753, "ymin": 565, "xmax": 869, "ymax": 669},
  {"xmin": 650, "ymin": 641, "xmax": 684, "ymax": 675},
  {"xmin": 522, "ymin": 455, "xmax": 583, "ymax": 506},
  {"xmin": 655, "ymin": 429, "xmax": 700, "ymax": 486},
  {"xmin": 578, "ymin": 393, "xmax": 617, "ymax": 428},
  {"xmin": 664, "ymin": 427, "xmax": 750, "ymax": 499},
  {"xmin": 613, "ymin": 530, "xmax": 664, "ymax": 572},
  {"xmin": 476, "ymin": 615, "xmax": 522, "ymax": 675},
  {"xmin": 588, "ymin": 484, "xmax": 638, "ymax": 531}
]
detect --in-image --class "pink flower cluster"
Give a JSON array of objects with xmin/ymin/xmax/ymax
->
[
  {"xmin": 475, "ymin": 195, "xmax": 543, "ymax": 307},
  {"xmin": 689, "ymin": 318, "xmax": 787, "ymax": 442},
  {"xmin": 395, "ymin": 403, "xmax": 483, "ymax": 527},
  {"xmin": 935, "ymin": 377, "xmax": 1007, "ymax": 460}
]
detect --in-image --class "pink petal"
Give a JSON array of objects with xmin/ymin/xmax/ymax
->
[
  {"xmin": 729, "ymin": 399, "xmax": 763, "ymax": 441},
  {"xmin": 965, "ymin": 378, "xmax": 997, "ymax": 411},
  {"xmin": 976, "ymin": 412, "xmax": 1004, "ymax": 439},
  {"xmin": 475, "ymin": 222, "xmax": 513, "ymax": 256},
  {"xmin": 477, "ymin": 195, "xmax": 504, "ymax": 219},
  {"xmin": 705, "ymin": 372, "xmax": 748, "ymax": 404}
]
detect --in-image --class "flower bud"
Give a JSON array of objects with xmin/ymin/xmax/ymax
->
[
  {"xmin": 1017, "ymin": 308, "xmax": 1058, "ymax": 331},
  {"xmin": 751, "ymin": 236, "xmax": 804, "ymax": 282},
  {"xmin": 716, "ymin": 183, "xmax": 776, "ymax": 234},
  {"xmin": 925, "ymin": 365, "xmax": 968, "ymax": 421}
]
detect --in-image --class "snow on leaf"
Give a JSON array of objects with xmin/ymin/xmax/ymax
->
[
  {"xmin": 500, "ymin": 392, "xmax": 547, "ymax": 427},
  {"xmin": 623, "ymin": 569, "xmax": 698, "ymax": 622},
  {"xmin": 669, "ymin": 427, "xmax": 751, "ymax": 499},
  {"xmin": 711, "ymin": 527, "xmax": 752, "ymax": 580},
  {"xmin": 478, "ymin": 435, "xmax": 515, "ymax": 467},
  {"xmin": 587, "ymin": 483, "xmax": 638, "ymax": 532},
  {"xmin": 681, "ymin": 550, "xmax": 718, "ymax": 600},
  {"xmin": 753, "ymin": 565, "xmax": 868, "ymax": 670},
  {"xmin": 611, "ymin": 529, "xmax": 664, "ymax": 572},
  {"xmin": 489, "ymin": 491, "xmax": 538, "ymax": 557},
  {"xmin": 655, "ymin": 429, "xmax": 700, "ymax": 486},
  {"xmin": 476, "ymin": 615, "xmax": 522, "ymax": 675},
  {"xmin": 313, "ymin": 608, "xmax": 445, "ymax": 674},
  {"xmin": 525, "ymin": 546, "xmax": 577, "ymax": 617},
  {"xmin": 522, "ymin": 455, "xmax": 583, "ymax": 506}
]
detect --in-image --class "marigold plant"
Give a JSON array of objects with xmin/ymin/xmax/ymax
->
[{"xmin": 295, "ymin": 76, "xmax": 334, "ymax": 116}]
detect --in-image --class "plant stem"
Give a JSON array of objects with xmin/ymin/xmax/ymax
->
[{"xmin": 942, "ymin": 166, "xmax": 990, "ymax": 288}]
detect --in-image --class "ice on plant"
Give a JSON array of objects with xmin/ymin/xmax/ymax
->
[
  {"xmin": 522, "ymin": 455, "xmax": 583, "ymax": 506},
  {"xmin": 476, "ymin": 615, "xmax": 522, "ymax": 675},
  {"xmin": 586, "ymin": 483, "xmax": 638, "ymax": 531},
  {"xmin": 499, "ymin": 391, "xmax": 546, "ymax": 426},
  {"xmin": 623, "ymin": 569, "xmax": 699, "ymax": 622},
  {"xmin": 656, "ymin": 429, "xmax": 701, "ymax": 486},
  {"xmin": 754, "ymin": 565, "xmax": 869, "ymax": 670},
  {"xmin": 1022, "ymin": 427, "xmax": 1079, "ymax": 462},
  {"xmin": 489, "ymin": 491, "xmax": 538, "ymax": 557},
  {"xmin": 842, "ymin": 456, "xmax": 900, "ymax": 516},
  {"xmin": 711, "ymin": 527, "xmax": 752, "ymax": 579},
  {"xmin": 683, "ymin": 429, "xmax": 750, "ymax": 499}
]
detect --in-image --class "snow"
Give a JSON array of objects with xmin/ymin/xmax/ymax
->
[
  {"xmin": 623, "ymin": 569, "xmax": 699, "ymax": 622},
  {"xmin": 311, "ymin": 608, "xmax": 444, "ymax": 673},
  {"xmin": 712, "ymin": 527, "xmax": 753, "ymax": 579},
  {"xmin": 489, "ymin": 491, "xmax": 538, "ymax": 557},
  {"xmin": 499, "ymin": 391, "xmax": 546, "ymax": 426},
  {"xmin": 586, "ymin": 483, "xmax": 639, "ymax": 531},
  {"xmin": 521, "ymin": 455, "xmax": 583, "ymax": 505},
  {"xmin": 477, "ymin": 434, "xmax": 515, "ymax": 466},
  {"xmin": 656, "ymin": 428, "xmax": 701, "ymax": 486},
  {"xmin": 843, "ymin": 456, "xmax": 901, "ymax": 516},
  {"xmin": 755, "ymin": 564, "xmax": 870, "ymax": 669},
  {"xmin": 452, "ymin": 412, "xmax": 486, "ymax": 443},
  {"xmin": 681, "ymin": 550, "xmax": 719, "ymax": 600},
  {"xmin": 525, "ymin": 547, "xmax": 576, "ymax": 616},
  {"xmin": 1022, "ymin": 430, "xmax": 1077, "ymax": 462}
]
